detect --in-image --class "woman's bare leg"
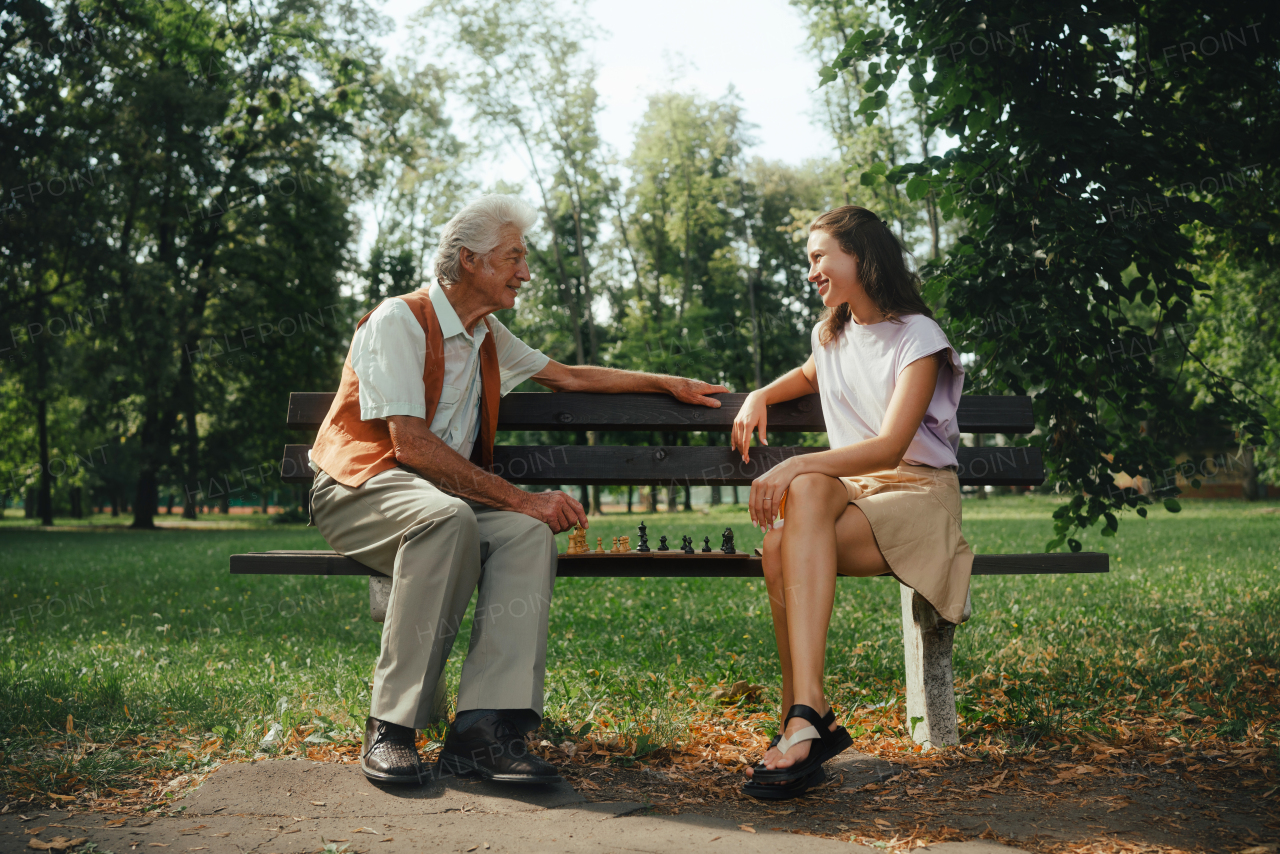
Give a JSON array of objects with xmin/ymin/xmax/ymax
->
[{"xmin": 748, "ymin": 473, "xmax": 890, "ymax": 778}]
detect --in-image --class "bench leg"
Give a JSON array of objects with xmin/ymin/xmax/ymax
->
[
  {"xmin": 900, "ymin": 585, "xmax": 959, "ymax": 748},
  {"xmin": 368, "ymin": 575, "xmax": 450, "ymax": 724}
]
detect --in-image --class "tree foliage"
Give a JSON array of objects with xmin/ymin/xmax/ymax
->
[{"xmin": 826, "ymin": 0, "xmax": 1277, "ymax": 548}]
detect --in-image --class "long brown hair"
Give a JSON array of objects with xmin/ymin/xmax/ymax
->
[{"xmin": 810, "ymin": 206, "xmax": 932, "ymax": 346}]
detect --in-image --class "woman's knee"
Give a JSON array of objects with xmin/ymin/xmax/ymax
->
[{"xmin": 786, "ymin": 472, "xmax": 845, "ymax": 509}]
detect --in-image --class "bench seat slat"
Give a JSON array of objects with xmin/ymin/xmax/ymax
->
[
  {"xmin": 279, "ymin": 443, "xmax": 1044, "ymax": 487},
  {"xmin": 231, "ymin": 550, "xmax": 1107, "ymax": 578},
  {"xmin": 286, "ymin": 392, "xmax": 1035, "ymax": 435}
]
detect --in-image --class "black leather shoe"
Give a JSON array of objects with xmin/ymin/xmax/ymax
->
[
  {"xmin": 437, "ymin": 714, "xmax": 561, "ymax": 784},
  {"xmin": 361, "ymin": 715, "xmax": 427, "ymax": 784}
]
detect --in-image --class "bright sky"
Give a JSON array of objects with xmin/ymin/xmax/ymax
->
[{"xmin": 370, "ymin": 0, "xmax": 837, "ymax": 172}]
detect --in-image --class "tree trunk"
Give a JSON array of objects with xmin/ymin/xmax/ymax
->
[
  {"xmin": 626, "ymin": 485, "xmax": 633, "ymax": 513},
  {"xmin": 1242, "ymin": 445, "xmax": 1258, "ymax": 501},
  {"xmin": 732, "ymin": 485, "xmax": 739, "ymax": 505},
  {"xmin": 35, "ymin": 398, "xmax": 54, "ymax": 526},
  {"xmin": 70, "ymin": 487, "xmax": 83, "ymax": 519},
  {"xmin": 645, "ymin": 486, "xmax": 659, "ymax": 513},
  {"xmin": 219, "ymin": 494, "xmax": 230, "ymax": 514},
  {"xmin": 588, "ymin": 430, "xmax": 602, "ymax": 515},
  {"xmin": 25, "ymin": 487, "xmax": 36, "ymax": 518},
  {"xmin": 708, "ymin": 434, "xmax": 722, "ymax": 505},
  {"xmin": 182, "ymin": 399, "xmax": 199, "ymax": 520},
  {"xmin": 166, "ymin": 492, "xmax": 175, "ymax": 515},
  {"xmin": 110, "ymin": 490, "xmax": 119, "ymax": 517}
]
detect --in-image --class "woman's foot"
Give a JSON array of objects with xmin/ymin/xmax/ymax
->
[{"xmin": 745, "ymin": 704, "xmax": 839, "ymax": 781}]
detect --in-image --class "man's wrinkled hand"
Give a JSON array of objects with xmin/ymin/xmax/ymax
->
[
  {"xmin": 663, "ymin": 377, "xmax": 730, "ymax": 407},
  {"xmin": 522, "ymin": 489, "xmax": 588, "ymax": 534}
]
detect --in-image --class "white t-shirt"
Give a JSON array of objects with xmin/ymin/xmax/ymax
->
[
  {"xmin": 810, "ymin": 313, "xmax": 963, "ymax": 469},
  {"xmin": 311, "ymin": 283, "xmax": 549, "ymax": 469}
]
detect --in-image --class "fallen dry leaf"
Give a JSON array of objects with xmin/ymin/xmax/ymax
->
[
  {"xmin": 210, "ymin": 833, "xmax": 230, "ymax": 838},
  {"xmin": 738, "ymin": 824, "xmax": 756, "ymax": 833},
  {"xmin": 106, "ymin": 819, "xmax": 128, "ymax": 827},
  {"xmin": 28, "ymin": 836, "xmax": 87, "ymax": 852},
  {"xmin": 310, "ymin": 801, "xmax": 326, "ymax": 806},
  {"xmin": 25, "ymin": 827, "xmax": 47, "ymax": 835},
  {"xmin": 354, "ymin": 827, "xmax": 381, "ymax": 834}
]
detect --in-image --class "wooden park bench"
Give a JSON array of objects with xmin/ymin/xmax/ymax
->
[{"xmin": 231, "ymin": 391, "xmax": 1107, "ymax": 748}]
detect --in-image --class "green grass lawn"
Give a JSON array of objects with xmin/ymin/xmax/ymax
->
[{"xmin": 2, "ymin": 496, "xmax": 1278, "ymax": 805}]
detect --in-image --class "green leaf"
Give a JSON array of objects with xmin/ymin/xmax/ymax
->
[
  {"xmin": 1137, "ymin": 506, "xmax": 1148, "ymax": 518},
  {"xmin": 1163, "ymin": 498, "xmax": 1182, "ymax": 513},
  {"xmin": 1068, "ymin": 538, "xmax": 1083, "ymax": 552},
  {"xmin": 869, "ymin": 161, "xmax": 887, "ymax": 176},
  {"xmin": 860, "ymin": 171, "xmax": 879, "ymax": 186},
  {"xmin": 905, "ymin": 175, "xmax": 929, "ymax": 201}
]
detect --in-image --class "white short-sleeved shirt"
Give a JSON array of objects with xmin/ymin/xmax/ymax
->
[
  {"xmin": 313, "ymin": 283, "xmax": 549, "ymax": 467},
  {"xmin": 811, "ymin": 313, "xmax": 964, "ymax": 468}
]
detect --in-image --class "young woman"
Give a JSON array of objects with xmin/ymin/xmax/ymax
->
[{"xmin": 730, "ymin": 206, "xmax": 974, "ymax": 800}]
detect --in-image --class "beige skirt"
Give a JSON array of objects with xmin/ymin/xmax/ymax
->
[{"xmin": 834, "ymin": 463, "xmax": 974, "ymax": 625}]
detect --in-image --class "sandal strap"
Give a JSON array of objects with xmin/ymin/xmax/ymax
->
[
  {"xmin": 777, "ymin": 724, "xmax": 821, "ymax": 756},
  {"xmin": 784, "ymin": 704, "xmax": 827, "ymax": 730}
]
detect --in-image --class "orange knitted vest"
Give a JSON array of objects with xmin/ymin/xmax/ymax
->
[{"xmin": 310, "ymin": 289, "xmax": 501, "ymax": 488}]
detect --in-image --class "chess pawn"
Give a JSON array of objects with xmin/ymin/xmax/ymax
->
[
  {"xmin": 681, "ymin": 535, "xmax": 694, "ymax": 554},
  {"xmin": 596, "ymin": 536, "xmax": 604, "ymax": 554},
  {"xmin": 636, "ymin": 522, "xmax": 650, "ymax": 553},
  {"xmin": 657, "ymin": 535, "xmax": 669, "ymax": 551},
  {"xmin": 611, "ymin": 536, "xmax": 619, "ymax": 553},
  {"xmin": 702, "ymin": 536, "xmax": 711, "ymax": 553},
  {"xmin": 620, "ymin": 536, "xmax": 630, "ymax": 552}
]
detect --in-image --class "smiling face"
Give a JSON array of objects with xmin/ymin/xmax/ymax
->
[
  {"xmin": 462, "ymin": 224, "xmax": 532, "ymax": 311},
  {"xmin": 806, "ymin": 228, "xmax": 861, "ymax": 309}
]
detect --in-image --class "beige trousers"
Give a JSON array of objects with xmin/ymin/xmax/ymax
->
[{"xmin": 310, "ymin": 467, "xmax": 558, "ymax": 730}]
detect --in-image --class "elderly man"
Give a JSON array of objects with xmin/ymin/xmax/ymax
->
[{"xmin": 309, "ymin": 195, "xmax": 727, "ymax": 786}]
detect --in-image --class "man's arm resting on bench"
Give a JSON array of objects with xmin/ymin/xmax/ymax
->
[
  {"xmin": 386, "ymin": 414, "xmax": 587, "ymax": 534},
  {"xmin": 531, "ymin": 360, "xmax": 729, "ymax": 405}
]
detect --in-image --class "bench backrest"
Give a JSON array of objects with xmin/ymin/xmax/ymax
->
[{"xmin": 280, "ymin": 392, "xmax": 1042, "ymax": 490}]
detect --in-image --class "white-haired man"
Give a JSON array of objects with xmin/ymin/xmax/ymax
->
[{"xmin": 309, "ymin": 195, "xmax": 728, "ymax": 786}]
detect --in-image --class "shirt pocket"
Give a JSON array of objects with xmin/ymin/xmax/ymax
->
[{"xmin": 437, "ymin": 385, "xmax": 463, "ymax": 408}]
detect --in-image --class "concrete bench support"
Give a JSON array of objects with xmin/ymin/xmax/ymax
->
[
  {"xmin": 369, "ymin": 575, "xmax": 392, "ymax": 623},
  {"xmin": 900, "ymin": 585, "xmax": 959, "ymax": 748}
]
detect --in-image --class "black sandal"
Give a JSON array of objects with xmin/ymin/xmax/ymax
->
[
  {"xmin": 743, "ymin": 764, "xmax": 826, "ymax": 800},
  {"xmin": 745, "ymin": 704, "xmax": 852, "ymax": 787}
]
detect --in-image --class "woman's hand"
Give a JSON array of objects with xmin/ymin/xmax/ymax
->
[
  {"xmin": 731, "ymin": 390, "xmax": 769, "ymax": 463},
  {"xmin": 748, "ymin": 455, "xmax": 803, "ymax": 532}
]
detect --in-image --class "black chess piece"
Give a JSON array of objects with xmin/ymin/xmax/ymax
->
[
  {"xmin": 701, "ymin": 536, "xmax": 711, "ymax": 553},
  {"xmin": 657, "ymin": 535, "xmax": 669, "ymax": 551},
  {"xmin": 681, "ymin": 535, "xmax": 694, "ymax": 554},
  {"xmin": 720, "ymin": 527, "xmax": 736, "ymax": 554},
  {"xmin": 636, "ymin": 522, "xmax": 650, "ymax": 553}
]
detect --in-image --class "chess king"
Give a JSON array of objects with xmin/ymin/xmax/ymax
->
[{"xmin": 307, "ymin": 195, "xmax": 728, "ymax": 786}]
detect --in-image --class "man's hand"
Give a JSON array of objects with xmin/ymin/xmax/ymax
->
[
  {"xmin": 518, "ymin": 489, "xmax": 588, "ymax": 534},
  {"xmin": 660, "ymin": 376, "xmax": 730, "ymax": 406}
]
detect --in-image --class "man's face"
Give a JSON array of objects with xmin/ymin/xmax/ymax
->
[{"xmin": 468, "ymin": 224, "xmax": 532, "ymax": 311}]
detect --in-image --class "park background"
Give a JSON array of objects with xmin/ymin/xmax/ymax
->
[{"xmin": 2, "ymin": 0, "xmax": 1278, "ymax": 828}]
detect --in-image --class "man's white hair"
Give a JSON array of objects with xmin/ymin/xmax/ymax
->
[{"xmin": 434, "ymin": 195, "xmax": 539, "ymax": 285}]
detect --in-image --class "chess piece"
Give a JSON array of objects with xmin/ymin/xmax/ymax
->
[
  {"xmin": 596, "ymin": 536, "xmax": 604, "ymax": 554},
  {"xmin": 720, "ymin": 527, "xmax": 736, "ymax": 554},
  {"xmin": 681, "ymin": 535, "xmax": 694, "ymax": 554},
  {"xmin": 620, "ymin": 536, "xmax": 630, "ymax": 552},
  {"xmin": 636, "ymin": 522, "xmax": 650, "ymax": 553},
  {"xmin": 702, "ymin": 536, "xmax": 711, "ymax": 553},
  {"xmin": 657, "ymin": 535, "xmax": 669, "ymax": 552}
]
